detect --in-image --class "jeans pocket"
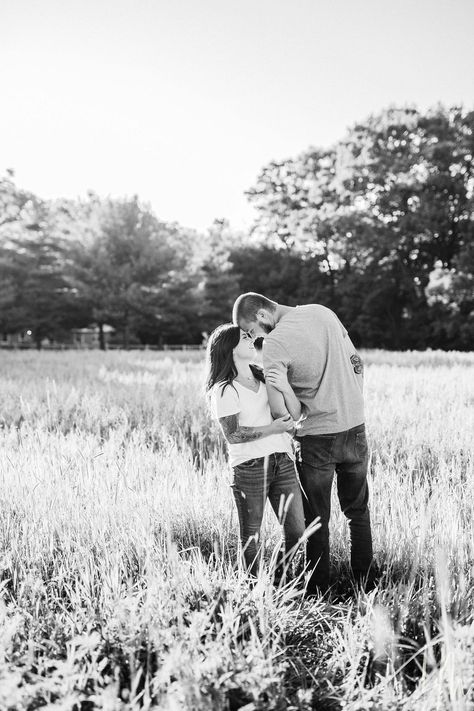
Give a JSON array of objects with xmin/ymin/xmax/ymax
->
[
  {"xmin": 238, "ymin": 457, "xmax": 262, "ymax": 468},
  {"xmin": 355, "ymin": 432, "xmax": 368, "ymax": 460},
  {"xmin": 302, "ymin": 435, "xmax": 336, "ymax": 467},
  {"xmin": 233, "ymin": 459, "xmax": 266, "ymax": 488}
]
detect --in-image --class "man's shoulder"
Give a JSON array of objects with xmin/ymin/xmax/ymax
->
[
  {"xmin": 297, "ymin": 303, "xmax": 335, "ymax": 318},
  {"xmin": 276, "ymin": 303, "xmax": 336, "ymax": 329},
  {"xmin": 296, "ymin": 303, "xmax": 342, "ymax": 329},
  {"xmin": 268, "ymin": 304, "xmax": 343, "ymax": 351}
]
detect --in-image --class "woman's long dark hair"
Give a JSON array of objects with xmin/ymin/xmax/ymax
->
[{"xmin": 204, "ymin": 323, "xmax": 241, "ymax": 396}]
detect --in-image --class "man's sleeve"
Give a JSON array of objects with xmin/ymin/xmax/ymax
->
[
  {"xmin": 262, "ymin": 339, "xmax": 291, "ymax": 375},
  {"xmin": 335, "ymin": 314, "xmax": 348, "ymax": 338},
  {"xmin": 212, "ymin": 384, "xmax": 241, "ymax": 419},
  {"xmin": 262, "ymin": 339, "xmax": 292, "ymax": 418}
]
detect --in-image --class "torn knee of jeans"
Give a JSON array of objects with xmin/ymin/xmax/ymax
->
[{"xmin": 245, "ymin": 531, "xmax": 260, "ymax": 543}]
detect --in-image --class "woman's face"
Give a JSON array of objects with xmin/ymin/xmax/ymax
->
[{"xmin": 232, "ymin": 330, "xmax": 256, "ymax": 361}]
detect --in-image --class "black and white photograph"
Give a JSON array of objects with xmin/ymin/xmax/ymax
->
[{"xmin": 1, "ymin": 0, "xmax": 473, "ymax": 709}]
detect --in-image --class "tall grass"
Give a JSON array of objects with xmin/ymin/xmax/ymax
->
[{"xmin": 0, "ymin": 349, "xmax": 472, "ymax": 710}]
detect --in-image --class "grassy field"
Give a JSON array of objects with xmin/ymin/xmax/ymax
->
[{"xmin": 0, "ymin": 349, "xmax": 473, "ymax": 710}]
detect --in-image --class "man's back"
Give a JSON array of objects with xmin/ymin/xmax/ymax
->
[{"xmin": 263, "ymin": 304, "xmax": 364, "ymax": 435}]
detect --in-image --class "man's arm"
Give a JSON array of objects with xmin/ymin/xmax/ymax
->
[{"xmin": 218, "ymin": 413, "xmax": 292, "ymax": 444}]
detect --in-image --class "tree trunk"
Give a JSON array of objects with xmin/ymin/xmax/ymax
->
[
  {"xmin": 123, "ymin": 316, "xmax": 130, "ymax": 349},
  {"xmin": 98, "ymin": 322, "xmax": 106, "ymax": 351}
]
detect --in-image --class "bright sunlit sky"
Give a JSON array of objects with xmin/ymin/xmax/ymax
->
[{"xmin": 2, "ymin": 0, "xmax": 473, "ymax": 232}]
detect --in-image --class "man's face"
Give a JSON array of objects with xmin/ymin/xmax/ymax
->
[{"xmin": 239, "ymin": 309, "xmax": 276, "ymax": 341}]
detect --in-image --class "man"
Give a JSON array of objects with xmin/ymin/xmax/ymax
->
[{"xmin": 232, "ymin": 292, "xmax": 374, "ymax": 594}]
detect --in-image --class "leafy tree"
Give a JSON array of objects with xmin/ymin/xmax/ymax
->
[
  {"xmin": 426, "ymin": 240, "xmax": 474, "ymax": 349},
  {"xmin": 246, "ymin": 106, "xmax": 474, "ymax": 349},
  {"xmin": 0, "ymin": 175, "xmax": 81, "ymax": 346},
  {"xmin": 133, "ymin": 227, "xmax": 204, "ymax": 345},
  {"xmin": 228, "ymin": 244, "xmax": 331, "ymax": 306},
  {"xmin": 0, "ymin": 170, "xmax": 36, "ymax": 235},
  {"xmin": 199, "ymin": 219, "xmax": 242, "ymax": 334},
  {"xmin": 69, "ymin": 196, "xmax": 200, "ymax": 348},
  {"xmin": 71, "ymin": 198, "xmax": 163, "ymax": 347}
]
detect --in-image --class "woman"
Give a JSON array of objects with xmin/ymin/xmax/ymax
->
[{"xmin": 205, "ymin": 323, "xmax": 305, "ymax": 579}]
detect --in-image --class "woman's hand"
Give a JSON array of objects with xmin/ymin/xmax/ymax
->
[
  {"xmin": 270, "ymin": 414, "xmax": 294, "ymax": 433},
  {"xmin": 266, "ymin": 368, "xmax": 290, "ymax": 393}
]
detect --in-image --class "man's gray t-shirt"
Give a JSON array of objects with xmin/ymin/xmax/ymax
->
[{"xmin": 263, "ymin": 304, "xmax": 364, "ymax": 436}]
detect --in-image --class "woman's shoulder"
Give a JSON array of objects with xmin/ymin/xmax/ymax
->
[
  {"xmin": 212, "ymin": 380, "xmax": 239, "ymax": 401},
  {"xmin": 211, "ymin": 381, "xmax": 241, "ymax": 420}
]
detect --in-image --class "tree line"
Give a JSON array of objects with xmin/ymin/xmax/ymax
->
[{"xmin": 1, "ymin": 105, "xmax": 473, "ymax": 350}]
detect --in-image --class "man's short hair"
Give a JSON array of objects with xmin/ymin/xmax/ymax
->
[{"xmin": 232, "ymin": 292, "xmax": 277, "ymax": 325}]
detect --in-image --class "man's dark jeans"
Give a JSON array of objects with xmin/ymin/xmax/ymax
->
[{"xmin": 297, "ymin": 423, "xmax": 373, "ymax": 593}]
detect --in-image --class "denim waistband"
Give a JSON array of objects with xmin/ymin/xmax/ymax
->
[{"xmin": 296, "ymin": 422, "xmax": 365, "ymax": 439}]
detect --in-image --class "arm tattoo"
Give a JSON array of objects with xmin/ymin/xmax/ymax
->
[{"xmin": 219, "ymin": 414, "xmax": 265, "ymax": 443}]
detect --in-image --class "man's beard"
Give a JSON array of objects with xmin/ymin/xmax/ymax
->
[{"xmin": 257, "ymin": 320, "xmax": 273, "ymax": 334}]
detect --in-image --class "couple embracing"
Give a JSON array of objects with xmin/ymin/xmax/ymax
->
[{"xmin": 204, "ymin": 292, "xmax": 374, "ymax": 595}]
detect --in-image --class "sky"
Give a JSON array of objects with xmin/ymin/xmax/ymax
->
[{"xmin": 2, "ymin": 0, "xmax": 473, "ymax": 232}]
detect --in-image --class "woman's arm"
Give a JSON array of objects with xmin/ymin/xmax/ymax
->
[
  {"xmin": 266, "ymin": 383, "xmax": 290, "ymax": 419},
  {"xmin": 218, "ymin": 412, "xmax": 293, "ymax": 444},
  {"xmin": 265, "ymin": 368, "xmax": 301, "ymax": 420}
]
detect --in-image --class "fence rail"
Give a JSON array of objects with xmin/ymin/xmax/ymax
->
[{"xmin": 0, "ymin": 343, "xmax": 205, "ymax": 352}]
